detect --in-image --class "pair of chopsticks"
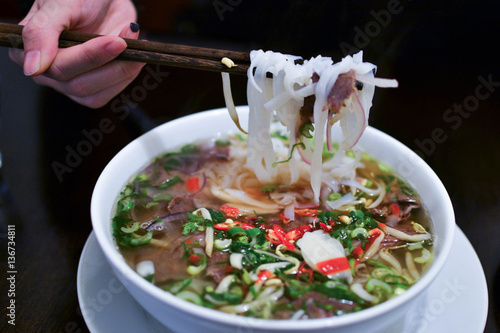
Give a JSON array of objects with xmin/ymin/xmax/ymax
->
[{"xmin": 0, "ymin": 22, "xmax": 250, "ymax": 75}]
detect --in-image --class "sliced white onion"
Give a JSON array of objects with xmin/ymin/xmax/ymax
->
[
  {"xmin": 324, "ymin": 193, "xmax": 361, "ymax": 210},
  {"xmin": 136, "ymin": 260, "xmax": 154, "ymax": 278},
  {"xmin": 283, "ymin": 202, "xmax": 295, "ymax": 221},
  {"xmin": 229, "ymin": 253, "xmax": 244, "ymax": 270},
  {"xmin": 351, "ymin": 283, "xmax": 376, "ymax": 302},
  {"xmin": 215, "ymin": 275, "xmax": 235, "ymax": 293},
  {"xmin": 340, "ymin": 92, "xmax": 366, "ymax": 151},
  {"xmin": 290, "ymin": 309, "xmax": 306, "ymax": 320},
  {"xmin": 384, "ymin": 225, "xmax": 432, "ymax": 241},
  {"xmin": 341, "ymin": 179, "xmax": 381, "ymax": 196}
]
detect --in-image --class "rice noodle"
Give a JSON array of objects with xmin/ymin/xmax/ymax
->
[
  {"xmin": 384, "ymin": 225, "xmax": 432, "ymax": 241},
  {"xmin": 222, "ymin": 50, "xmax": 397, "ymax": 203},
  {"xmin": 211, "ymin": 188, "xmax": 280, "ymax": 209},
  {"xmin": 405, "ymin": 251, "xmax": 420, "ymax": 281},
  {"xmin": 366, "ymin": 181, "xmax": 386, "ymax": 209},
  {"xmin": 324, "ymin": 193, "xmax": 362, "ymax": 210},
  {"xmin": 378, "ymin": 248, "xmax": 403, "ymax": 274},
  {"xmin": 341, "ymin": 179, "xmax": 382, "ymax": 196}
]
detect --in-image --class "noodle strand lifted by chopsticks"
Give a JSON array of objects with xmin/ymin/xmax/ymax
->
[{"xmin": 222, "ymin": 50, "xmax": 398, "ymax": 203}]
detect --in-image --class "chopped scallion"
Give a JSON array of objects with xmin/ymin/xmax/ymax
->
[
  {"xmin": 130, "ymin": 231, "xmax": 153, "ymax": 246},
  {"xmin": 153, "ymin": 193, "xmax": 173, "ymax": 202},
  {"xmin": 118, "ymin": 199, "xmax": 133, "ymax": 213},
  {"xmin": 299, "ymin": 122, "xmax": 314, "ymax": 138},
  {"xmin": 413, "ymin": 248, "xmax": 432, "ymax": 263},
  {"xmin": 157, "ymin": 176, "xmax": 181, "ymax": 189},
  {"xmin": 121, "ymin": 222, "xmax": 140, "ymax": 234},
  {"xmin": 215, "ymin": 139, "xmax": 231, "ymax": 147},
  {"xmin": 328, "ymin": 192, "xmax": 342, "ymax": 201}
]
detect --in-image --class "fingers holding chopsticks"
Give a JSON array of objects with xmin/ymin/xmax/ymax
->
[
  {"xmin": 8, "ymin": 0, "xmax": 146, "ymax": 108},
  {"xmin": 30, "ymin": 55, "xmax": 145, "ymax": 108}
]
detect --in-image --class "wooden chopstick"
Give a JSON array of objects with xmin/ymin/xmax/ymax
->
[{"xmin": 0, "ymin": 22, "xmax": 250, "ymax": 75}]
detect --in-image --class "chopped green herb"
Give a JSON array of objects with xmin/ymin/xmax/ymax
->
[
  {"xmin": 130, "ymin": 231, "xmax": 153, "ymax": 246},
  {"xmin": 118, "ymin": 199, "xmax": 133, "ymax": 213},
  {"xmin": 153, "ymin": 193, "xmax": 173, "ymax": 202},
  {"xmin": 121, "ymin": 222, "xmax": 140, "ymax": 234},
  {"xmin": 145, "ymin": 202, "xmax": 159, "ymax": 209},
  {"xmin": 400, "ymin": 186, "xmax": 414, "ymax": 196},
  {"xmin": 261, "ymin": 184, "xmax": 278, "ymax": 193},
  {"xmin": 215, "ymin": 139, "xmax": 231, "ymax": 147},
  {"xmin": 299, "ymin": 122, "xmax": 314, "ymax": 138},
  {"xmin": 164, "ymin": 158, "xmax": 180, "ymax": 171},
  {"xmin": 272, "ymin": 142, "xmax": 305, "ymax": 167},
  {"xmin": 180, "ymin": 242, "xmax": 190, "ymax": 258},
  {"xmin": 208, "ymin": 208, "xmax": 225, "ymax": 223},
  {"xmin": 181, "ymin": 144, "xmax": 198, "ymax": 154},
  {"xmin": 134, "ymin": 173, "xmax": 148, "ymax": 181},
  {"xmin": 157, "ymin": 176, "xmax": 181, "ymax": 189}
]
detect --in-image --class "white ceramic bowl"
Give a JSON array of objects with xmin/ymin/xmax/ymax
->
[{"xmin": 91, "ymin": 106, "xmax": 455, "ymax": 333}]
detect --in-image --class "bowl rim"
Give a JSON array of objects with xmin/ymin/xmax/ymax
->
[{"xmin": 91, "ymin": 106, "xmax": 455, "ymax": 330}]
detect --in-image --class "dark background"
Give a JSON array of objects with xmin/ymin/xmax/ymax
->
[{"xmin": 0, "ymin": 0, "xmax": 499, "ymax": 332}]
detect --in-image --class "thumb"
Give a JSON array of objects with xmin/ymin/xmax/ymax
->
[{"xmin": 21, "ymin": 9, "xmax": 70, "ymax": 76}]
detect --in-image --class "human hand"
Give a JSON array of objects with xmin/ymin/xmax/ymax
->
[{"xmin": 9, "ymin": 0, "xmax": 146, "ymax": 108}]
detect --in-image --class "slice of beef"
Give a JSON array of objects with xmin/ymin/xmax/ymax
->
[
  {"xmin": 326, "ymin": 69, "xmax": 356, "ymax": 113},
  {"xmin": 206, "ymin": 250, "xmax": 230, "ymax": 283},
  {"xmin": 168, "ymin": 195, "xmax": 195, "ymax": 214}
]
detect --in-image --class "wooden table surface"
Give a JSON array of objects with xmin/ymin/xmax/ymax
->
[{"xmin": 0, "ymin": 0, "xmax": 498, "ymax": 332}]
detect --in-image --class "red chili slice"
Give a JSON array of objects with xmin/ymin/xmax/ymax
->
[
  {"xmin": 364, "ymin": 228, "xmax": 382, "ymax": 250},
  {"xmin": 220, "ymin": 204, "xmax": 240, "ymax": 219},
  {"xmin": 390, "ymin": 203, "xmax": 400, "ymax": 215},
  {"xmin": 265, "ymin": 229, "xmax": 281, "ymax": 244},
  {"xmin": 256, "ymin": 270, "xmax": 272, "ymax": 283},
  {"xmin": 213, "ymin": 221, "xmax": 255, "ymax": 231},
  {"xmin": 188, "ymin": 254, "xmax": 201, "ymax": 265},
  {"xmin": 296, "ymin": 262, "xmax": 314, "ymax": 284},
  {"xmin": 294, "ymin": 208, "xmax": 318, "ymax": 216},
  {"xmin": 316, "ymin": 257, "xmax": 350, "ymax": 276},
  {"xmin": 319, "ymin": 222, "xmax": 331, "ymax": 232},
  {"xmin": 285, "ymin": 225, "xmax": 312, "ymax": 241},
  {"xmin": 272, "ymin": 224, "xmax": 295, "ymax": 250},
  {"xmin": 279, "ymin": 212, "xmax": 291, "ymax": 223},
  {"xmin": 377, "ymin": 222, "xmax": 387, "ymax": 231},
  {"xmin": 352, "ymin": 245, "xmax": 364, "ymax": 259},
  {"xmin": 185, "ymin": 177, "xmax": 200, "ymax": 192}
]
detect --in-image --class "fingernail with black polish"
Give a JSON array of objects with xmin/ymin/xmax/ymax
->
[{"xmin": 130, "ymin": 22, "xmax": 140, "ymax": 33}]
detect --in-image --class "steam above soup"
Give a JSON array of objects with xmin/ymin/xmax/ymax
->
[{"xmin": 112, "ymin": 51, "xmax": 433, "ymax": 319}]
